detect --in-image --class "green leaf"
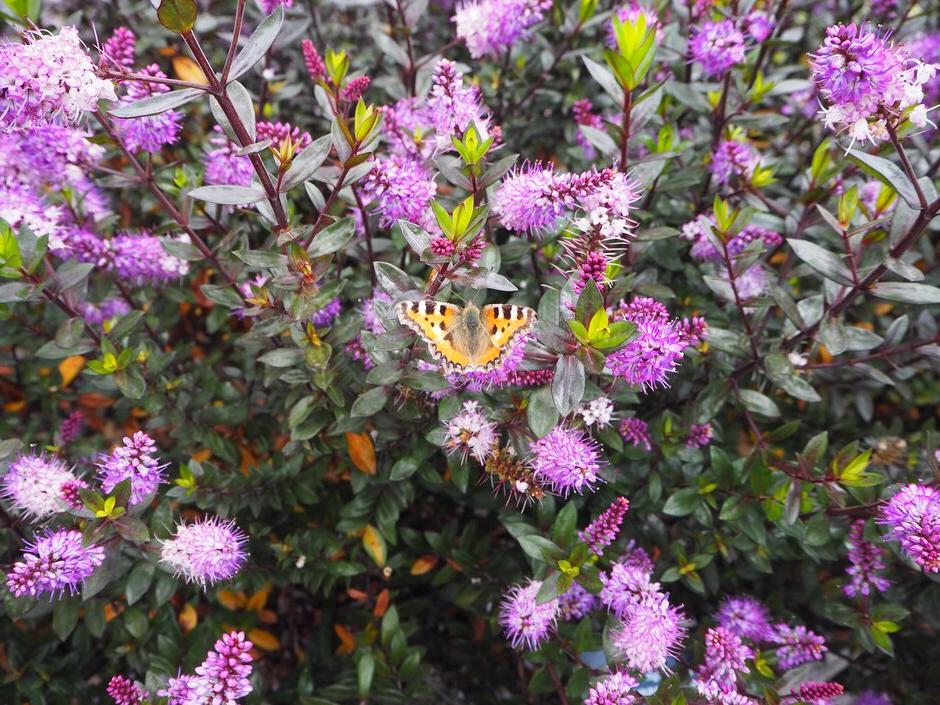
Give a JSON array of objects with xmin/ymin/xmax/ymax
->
[
  {"xmin": 281, "ymin": 134, "xmax": 331, "ymax": 192},
  {"xmin": 397, "ymin": 220, "xmax": 433, "ymax": 257},
  {"xmin": 0, "ymin": 222, "xmax": 23, "ymax": 275},
  {"xmin": 210, "ymin": 81, "xmax": 256, "ymax": 143},
  {"xmin": 552, "ymin": 501, "xmax": 578, "ymax": 546},
  {"xmin": 663, "ymin": 488, "xmax": 701, "ymax": 517},
  {"xmin": 576, "ymin": 280, "xmax": 604, "ymax": 326},
  {"xmin": 110, "ymin": 87, "xmax": 204, "ymax": 118},
  {"xmin": 229, "ymin": 4, "xmax": 285, "ymax": 81},
  {"xmin": 848, "ymin": 149, "xmax": 921, "ymax": 209},
  {"xmin": 53, "ymin": 598, "xmax": 80, "ymax": 641},
  {"xmin": 201, "ymin": 283, "xmax": 245, "ymax": 309},
  {"xmin": 390, "ymin": 456, "xmax": 420, "ymax": 481},
  {"xmin": 788, "ymin": 239, "xmax": 854, "ymax": 287},
  {"xmin": 123, "ymin": 607, "xmax": 148, "ymax": 639},
  {"xmin": 517, "ymin": 535, "xmax": 565, "ymax": 562},
  {"xmin": 552, "ymin": 355, "xmax": 585, "ymax": 416},
  {"xmin": 871, "ymin": 282, "xmax": 940, "ymax": 305},
  {"xmin": 350, "ymin": 386, "xmax": 389, "ymax": 417},
  {"xmin": 157, "ymin": 0, "xmax": 198, "ymax": 32},
  {"xmin": 582, "ymin": 56, "xmax": 624, "ymax": 104},
  {"xmin": 357, "ymin": 651, "xmax": 375, "ymax": 696},
  {"xmin": 258, "ymin": 347, "xmax": 304, "ymax": 367},
  {"xmin": 188, "ymin": 184, "xmax": 267, "ymax": 205},
  {"xmin": 381, "ymin": 606, "xmax": 399, "ymax": 646},
  {"xmin": 528, "ymin": 385, "xmax": 559, "ymax": 438},
  {"xmin": 84, "ymin": 599, "xmax": 107, "ymax": 638},
  {"xmin": 125, "ymin": 562, "xmax": 155, "ymax": 606},
  {"xmin": 447, "ymin": 268, "xmax": 517, "ymax": 292},
  {"xmin": 635, "ymin": 227, "xmax": 679, "ymax": 241},
  {"xmin": 114, "ymin": 368, "xmax": 146, "ymax": 400},
  {"xmin": 374, "ymin": 262, "xmax": 415, "ymax": 297},
  {"xmin": 308, "ymin": 217, "xmax": 355, "ymax": 257},
  {"xmin": 738, "ymin": 389, "xmax": 780, "ymax": 418},
  {"xmin": 233, "ymin": 249, "xmax": 289, "ymax": 269}
]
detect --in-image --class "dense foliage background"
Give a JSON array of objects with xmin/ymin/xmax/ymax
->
[{"xmin": 2, "ymin": 0, "xmax": 940, "ymax": 703}]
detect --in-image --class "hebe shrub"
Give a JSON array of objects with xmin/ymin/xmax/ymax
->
[{"xmin": 2, "ymin": 0, "xmax": 940, "ymax": 703}]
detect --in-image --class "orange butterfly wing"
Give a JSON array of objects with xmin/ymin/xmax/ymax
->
[
  {"xmin": 477, "ymin": 304, "xmax": 536, "ymax": 369},
  {"xmin": 395, "ymin": 300, "xmax": 473, "ymax": 370}
]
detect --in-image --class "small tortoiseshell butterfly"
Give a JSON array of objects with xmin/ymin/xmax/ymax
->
[{"xmin": 395, "ymin": 300, "xmax": 537, "ymax": 374}]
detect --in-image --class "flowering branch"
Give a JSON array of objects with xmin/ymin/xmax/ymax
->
[
  {"xmin": 500, "ymin": 18, "xmax": 585, "ymax": 119},
  {"xmin": 619, "ymin": 89, "xmax": 632, "ymax": 172},
  {"xmin": 886, "ymin": 123, "xmax": 928, "ymax": 210},
  {"xmin": 221, "ymin": 0, "xmax": 247, "ymax": 84},
  {"xmin": 392, "ymin": 0, "xmax": 417, "ymax": 96},
  {"xmin": 93, "ymin": 111, "xmax": 248, "ymax": 303},
  {"xmin": 804, "ymin": 334, "xmax": 940, "ymax": 369},
  {"xmin": 178, "ymin": 30, "xmax": 290, "ymax": 230},
  {"xmin": 20, "ymin": 268, "xmax": 102, "ymax": 346},
  {"xmin": 99, "ymin": 68, "xmax": 208, "ymax": 91}
]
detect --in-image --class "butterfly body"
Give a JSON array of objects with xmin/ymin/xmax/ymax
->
[{"xmin": 396, "ymin": 300, "xmax": 536, "ymax": 374}]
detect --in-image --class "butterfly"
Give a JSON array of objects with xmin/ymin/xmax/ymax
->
[{"xmin": 395, "ymin": 300, "xmax": 537, "ymax": 374}]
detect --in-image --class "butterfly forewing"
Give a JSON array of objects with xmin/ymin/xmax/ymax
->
[
  {"xmin": 395, "ymin": 300, "xmax": 460, "ymax": 343},
  {"xmin": 482, "ymin": 304, "xmax": 536, "ymax": 349}
]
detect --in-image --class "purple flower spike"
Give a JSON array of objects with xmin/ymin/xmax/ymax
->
[
  {"xmin": 499, "ymin": 580, "xmax": 559, "ymax": 650},
  {"xmin": 715, "ymin": 595, "xmax": 775, "ymax": 643},
  {"xmin": 585, "ymin": 670, "xmax": 639, "ymax": 705},
  {"xmin": 580, "ymin": 496, "xmax": 630, "ymax": 555},
  {"xmin": 879, "ymin": 483, "xmax": 940, "ymax": 573},
  {"xmin": 3, "ymin": 452, "xmax": 80, "ymax": 520},
  {"xmin": 690, "ymin": 20, "xmax": 747, "ymax": 78},
  {"xmin": 530, "ymin": 427, "xmax": 605, "ymax": 496},
  {"xmin": 192, "ymin": 631, "xmax": 254, "ymax": 703},
  {"xmin": 771, "ymin": 623, "xmax": 827, "ymax": 670},
  {"xmin": 844, "ymin": 519, "xmax": 890, "ymax": 597},
  {"xmin": 160, "ymin": 516, "xmax": 248, "ymax": 587},
  {"xmin": 107, "ymin": 675, "xmax": 148, "ymax": 705},
  {"xmin": 97, "ymin": 431, "xmax": 168, "ymax": 505},
  {"xmin": 7, "ymin": 528, "xmax": 106, "ymax": 598}
]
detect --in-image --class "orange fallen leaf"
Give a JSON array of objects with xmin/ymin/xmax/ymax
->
[
  {"xmin": 345, "ymin": 432, "xmax": 376, "ymax": 474},
  {"xmin": 217, "ymin": 589, "xmax": 246, "ymax": 611},
  {"xmin": 334, "ymin": 624, "xmax": 356, "ymax": 655},
  {"xmin": 373, "ymin": 588, "xmax": 390, "ymax": 618},
  {"xmin": 248, "ymin": 628, "xmax": 280, "ymax": 651},
  {"xmin": 192, "ymin": 449, "xmax": 213, "ymax": 463},
  {"xmin": 410, "ymin": 554, "xmax": 438, "ymax": 576},
  {"xmin": 58, "ymin": 356, "xmax": 85, "ymax": 388},
  {"xmin": 104, "ymin": 603, "xmax": 122, "ymax": 622},
  {"xmin": 246, "ymin": 583, "xmax": 272, "ymax": 612},
  {"xmin": 239, "ymin": 444, "xmax": 258, "ymax": 476},
  {"xmin": 347, "ymin": 588, "xmax": 369, "ymax": 602},
  {"xmin": 78, "ymin": 393, "xmax": 115, "ymax": 408},
  {"xmin": 4, "ymin": 401, "xmax": 26, "ymax": 413},
  {"xmin": 178, "ymin": 603, "xmax": 198, "ymax": 632},
  {"xmin": 259, "ymin": 609, "xmax": 277, "ymax": 624},
  {"xmin": 361, "ymin": 525, "xmax": 387, "ymax": 567},
  {"xmin": 172, "ymin": 55, "xmax": 208, "ymax": 85}
]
